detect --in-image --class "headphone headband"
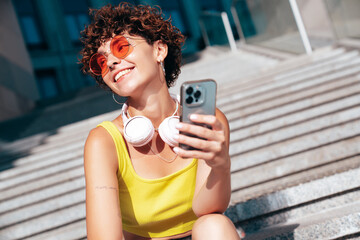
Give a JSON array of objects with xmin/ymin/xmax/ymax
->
[{"xmin": 121, "ymin": 94, "xmax": 179, "ymax": 147}]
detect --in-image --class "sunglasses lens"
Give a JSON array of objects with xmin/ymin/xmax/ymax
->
[
  {"xmin": 90, "ymin": 53, "xmax": 108, "ymax": 75},
  {"xmin": 111, "ymin": 36, "xmax": 130, "ymax": 58},
  {"xmin": 89, "ymin": 36, "xmax": 131, "ymax": 75}
]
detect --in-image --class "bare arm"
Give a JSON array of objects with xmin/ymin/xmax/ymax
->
[
  {"xmin": 84, "ymin": 127, "xmax": 123, "ymax": 240},
  {"xmin": 174, "ymin": 108, "xmax": 231, "ymax": 216}
]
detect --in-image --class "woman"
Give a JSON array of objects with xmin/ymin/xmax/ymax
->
[{"xmin": 80, "ymin": 3, "xmax": 241, "ymax": 240}]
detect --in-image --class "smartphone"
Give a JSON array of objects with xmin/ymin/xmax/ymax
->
[{"xmin": 180, "ymin": 79, "xmax": 217, "ymax": 150}]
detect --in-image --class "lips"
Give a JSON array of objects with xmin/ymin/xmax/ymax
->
[{"xmin": 114, "ymin": 67, "xmax": 134, "ymax": 82}]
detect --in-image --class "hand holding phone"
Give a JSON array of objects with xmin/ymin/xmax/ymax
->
[
  {"xmin": 179, "ymin": 79, "xmax": 217, "ymax": 150},
  {"xmin": 174, "ymin": 79, "xmax": 230, "ymax": 170}
]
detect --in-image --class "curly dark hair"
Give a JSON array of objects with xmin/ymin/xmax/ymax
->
[{"xmin": 80, "ymin": 3, "xmax": 185, "ymax": 90}]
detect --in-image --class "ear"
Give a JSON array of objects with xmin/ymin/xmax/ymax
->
[{"xmin": 154, "ymin": 40, "xmax": 168, "ymax": 62}]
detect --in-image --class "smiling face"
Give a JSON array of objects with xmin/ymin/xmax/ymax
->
[{"xmin": 97, "ymin": 34, "xmax": 166, "ymax": 98}]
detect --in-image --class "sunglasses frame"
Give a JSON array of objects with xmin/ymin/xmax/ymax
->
[{"xmin": 89, "ymin": 35, "xmax": 133, "ymax": 76}]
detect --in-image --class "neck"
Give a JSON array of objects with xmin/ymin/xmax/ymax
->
[{"xmin": 126, "ymin": 88, "xmax": 178, "ymax": 128}]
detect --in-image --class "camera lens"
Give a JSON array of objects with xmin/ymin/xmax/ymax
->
[
  {"xmin": 186, "ymin": 96, "xmax": 193, "ymax": 104},
  {"xmin": 194, "ymin": 90, "xmax": 201, "ymax": 99},
  {"xmin": 186, "ymin": 86, "xmax": 193, "ymax": 95}
]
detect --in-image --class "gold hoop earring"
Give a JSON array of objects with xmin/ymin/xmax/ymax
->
[
  {"xmin": 112, "ymin": 93, "xmax": 124, "ymax": 105},
  {"xmin": 160, "ymin": 61, "xmax": 165, "ymax": 75}
]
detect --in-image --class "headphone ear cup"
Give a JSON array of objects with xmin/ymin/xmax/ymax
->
[
  {"xmin": 158, "ymin": 116, "xmax": 179, "ymax": 147},
  {"xmin": 123, "ymin": 116, "xmax": 155, "ymax": 147}
]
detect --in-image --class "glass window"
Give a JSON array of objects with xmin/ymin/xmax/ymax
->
[
  {"xmin": 36, "ymin": 70, "xmax": 60, "ymax": 99},
  {"xmin": 232, "ymin": 0, "xmax": 256, "ymax": 38},
  {"xmin": 20, "ymin": 16, "xmax": 43, "ymax": 45},
  {"xmin": 60, "ymin": 0, "xmax": 90, "ymax": 45},
  {"xmin": 198, "ymin": 0, "xmax": 235, "ymax": 47},
  {"xmin": 325, "ymin": 0, "xmax": 360, "ymax": 39},
  {"xmin": 233, "ymin": 0, "xmax": 306, "ymax": 54},
  {"xmin": 109, "ymin": 0, "xmax": 137, "ymax": 5},
  {"xmin": 65, "ymin": 15, "xmax": 81, "ymax": 42},
  {"xmin": 199, "ymin": 0, "xmax": 222, "ymax": 11},
  {"xmin": 12, "ymin": 0, "xmax": 47, "ymax": 49},
  {"xmin": 159, "ymin": 0, "xmax": 188, "ymax": 36},
  {"xmin": 83, "ymin": 74, "xmax": 96, "ymax": 86},
  {"xmin": 79, "ymin": 66, "xmax": 96, "ymax": 86}
]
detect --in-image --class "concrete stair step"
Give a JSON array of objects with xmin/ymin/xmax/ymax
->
[
  {"xmin": 0, "ymin": 202, "xmax": 85, "ymax": 240},
  {"xmin": 227, "ymin": 168, "xmax": 360, "ymax": 239},
  {"xmin": 0, "ymin": 176, "xmax": 84, "ymax": 214},
  {"xmin": 0, "ymin": 156, "xmax": 83, "ymax": 191},
  {"xmin": 230, "ymin": 155, "xmax": 360, "ymax": 204},
  {"xmin": 219, "ymin": 56, "xmax": 360, "ymax": 113},
  {"xmin": 0, "ymin": 85, "xmax": 123, "ymax": 142},
  {"xmin": 0, "ymin": 129, "xmax": 86, "ymax": 161},
  {"xmin": 227, "ymin": 167, "xmax": 360, "ymax": 222},
  {"xmin": 241, "ymin": 200, "xmax": 360, "ymax": 240},
  {"xmin": 237, "ymin": 41, "xmax": 303, "ymax": 60},
  {"xmin": 231, "ymin": 117, "xmax": 360, "ymax": 171},
  {"xmin": 233, "ymin": 186, "xmax": 360, "ymax": 236},
  {"xmin": 172, "ymin": 46, "xmax": 280, "ymax": 96},
  {"xmin": 12, "ymin": 130, "xmax": 88, "ymax": 156},
  {"xmin": 0, "ymin": 140, "xmax": 83, "ymax": 173},
  {"xmin": 0, "ymin": 146, "xmax": 83, "ymax": 182},
  {"xmin": 231, "ymin": 137, "xmax": 360, "ymax": 193},
  {"xmin": 217, "ymin": 47, "xmax": 351, "ymax": 99},
  {"xmin": 229, "ymin": 79, "xmax": 360, "ymax": 131},
  {"xmin": 0, "ymin": 110, "xmax": 119, "ymax": 160},
  {"xmin": 271, "ymin": 49, "xmax": 359, "ymax": 85},
  {"xmin": 222, "ymin": 62, "xmax": 360, "ymax": 119},
  {"xmin": 221, "ymin": 57, "xmax": 360, "ymax": 115},
  {"xmin": 217, "ymin": 47, "xmax": 345, "ymax": 96},
  {"xmin": 230, "ymin": 105, "xmax": 360, "ymax": 157},
  {"xmin": 230, "ymin": 93, "xmax": 360, "ymax": 143},
  {"xmin": 27, "ymin": 220, "xmax": 87, "ymax": 240},
  {"xmin": 0, "ymin": 189, "xmax": 85, "ymax": 228}
]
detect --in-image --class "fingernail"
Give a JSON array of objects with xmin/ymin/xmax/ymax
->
[
  {"xmin": 176, "ymin": 123, "xmax": 183, "ymax": 129},
  {"xmin": 173, "ymin": 147, "xmax": 179, "ymax": 153},
  {"xmin": 173, "ymin": 134, "xmax": 179, "ymax": 140},
  {"xmin": 190, "ymin": 114, "xmax": 197, "ymax": 120}
]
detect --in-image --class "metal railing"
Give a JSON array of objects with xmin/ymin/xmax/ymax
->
[{"xmin": 199, "ymin": 10, "xmax": 238, "ymax": 52}]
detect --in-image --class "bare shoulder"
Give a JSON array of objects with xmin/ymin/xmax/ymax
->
[
  {"xmin": 84, "ymin": 125, "xmax": 118, "ymax": 172},
  {"xmin": 85, "ymin": 126, "xmax": 114, "ymax": 157}
]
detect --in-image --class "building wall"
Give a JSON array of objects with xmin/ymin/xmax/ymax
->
[
  {"xmin": 297, "ymin": 0, "xmax": 335, "ymax": 39},
  {"xmin": 325, "ymin": 0, "xmax": 360, "ymax": 39},
  {"xmin": 0, "ymin": 0, "xmax": 37, "ymax": 122}
]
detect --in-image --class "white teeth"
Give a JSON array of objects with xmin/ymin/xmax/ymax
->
[{"xmin": 115, "ymin": 69, "xmax": 131, "ymax": 81}]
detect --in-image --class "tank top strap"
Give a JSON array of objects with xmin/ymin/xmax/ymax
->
[{"xmin": 97, "ymin": 121, "xmax": 129, "ymax": 175}]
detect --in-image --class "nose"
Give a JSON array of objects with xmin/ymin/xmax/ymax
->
[{"xmin": 106, "ymin": 53, "xmax": 121, "ymax": 70}]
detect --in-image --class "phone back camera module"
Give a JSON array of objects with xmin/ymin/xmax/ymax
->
[{"xmin": 185, "ymin": 85, "xmax": 204, "ymax": 107}]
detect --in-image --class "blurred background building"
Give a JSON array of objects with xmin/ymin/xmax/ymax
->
[{"xmin": 1, "ymin": 0, "xmax": 359, "ymax": 123}]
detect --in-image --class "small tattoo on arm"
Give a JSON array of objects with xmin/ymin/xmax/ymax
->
[{"xmin": 95, "ymin": 186, "xmax": 117, "ymax": 191}]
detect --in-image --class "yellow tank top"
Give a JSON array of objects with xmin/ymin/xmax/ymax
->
[{"xmin": 98, "ymin": 121, "xmax": 198, "ymax": 238}]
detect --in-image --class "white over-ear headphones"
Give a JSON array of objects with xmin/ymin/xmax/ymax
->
[{"xmin": 121, "ymin": 94, "xmax": 179, "ymax": 147}]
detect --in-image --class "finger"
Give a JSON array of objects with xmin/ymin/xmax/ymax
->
[
  {"xmin": 176, "ymin": 133, "xmax": 217, "ymax": 152},
  {"xmin": 173, "ymin": 146, "xmax": 215, "ymax": 161},
  {"xmin": 188, "ymin": 114, "xmax": 223, "ymax": 131},
  {"xmin": 176, "ymin": 122, "xmax": 217, "ymax": 141}
]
